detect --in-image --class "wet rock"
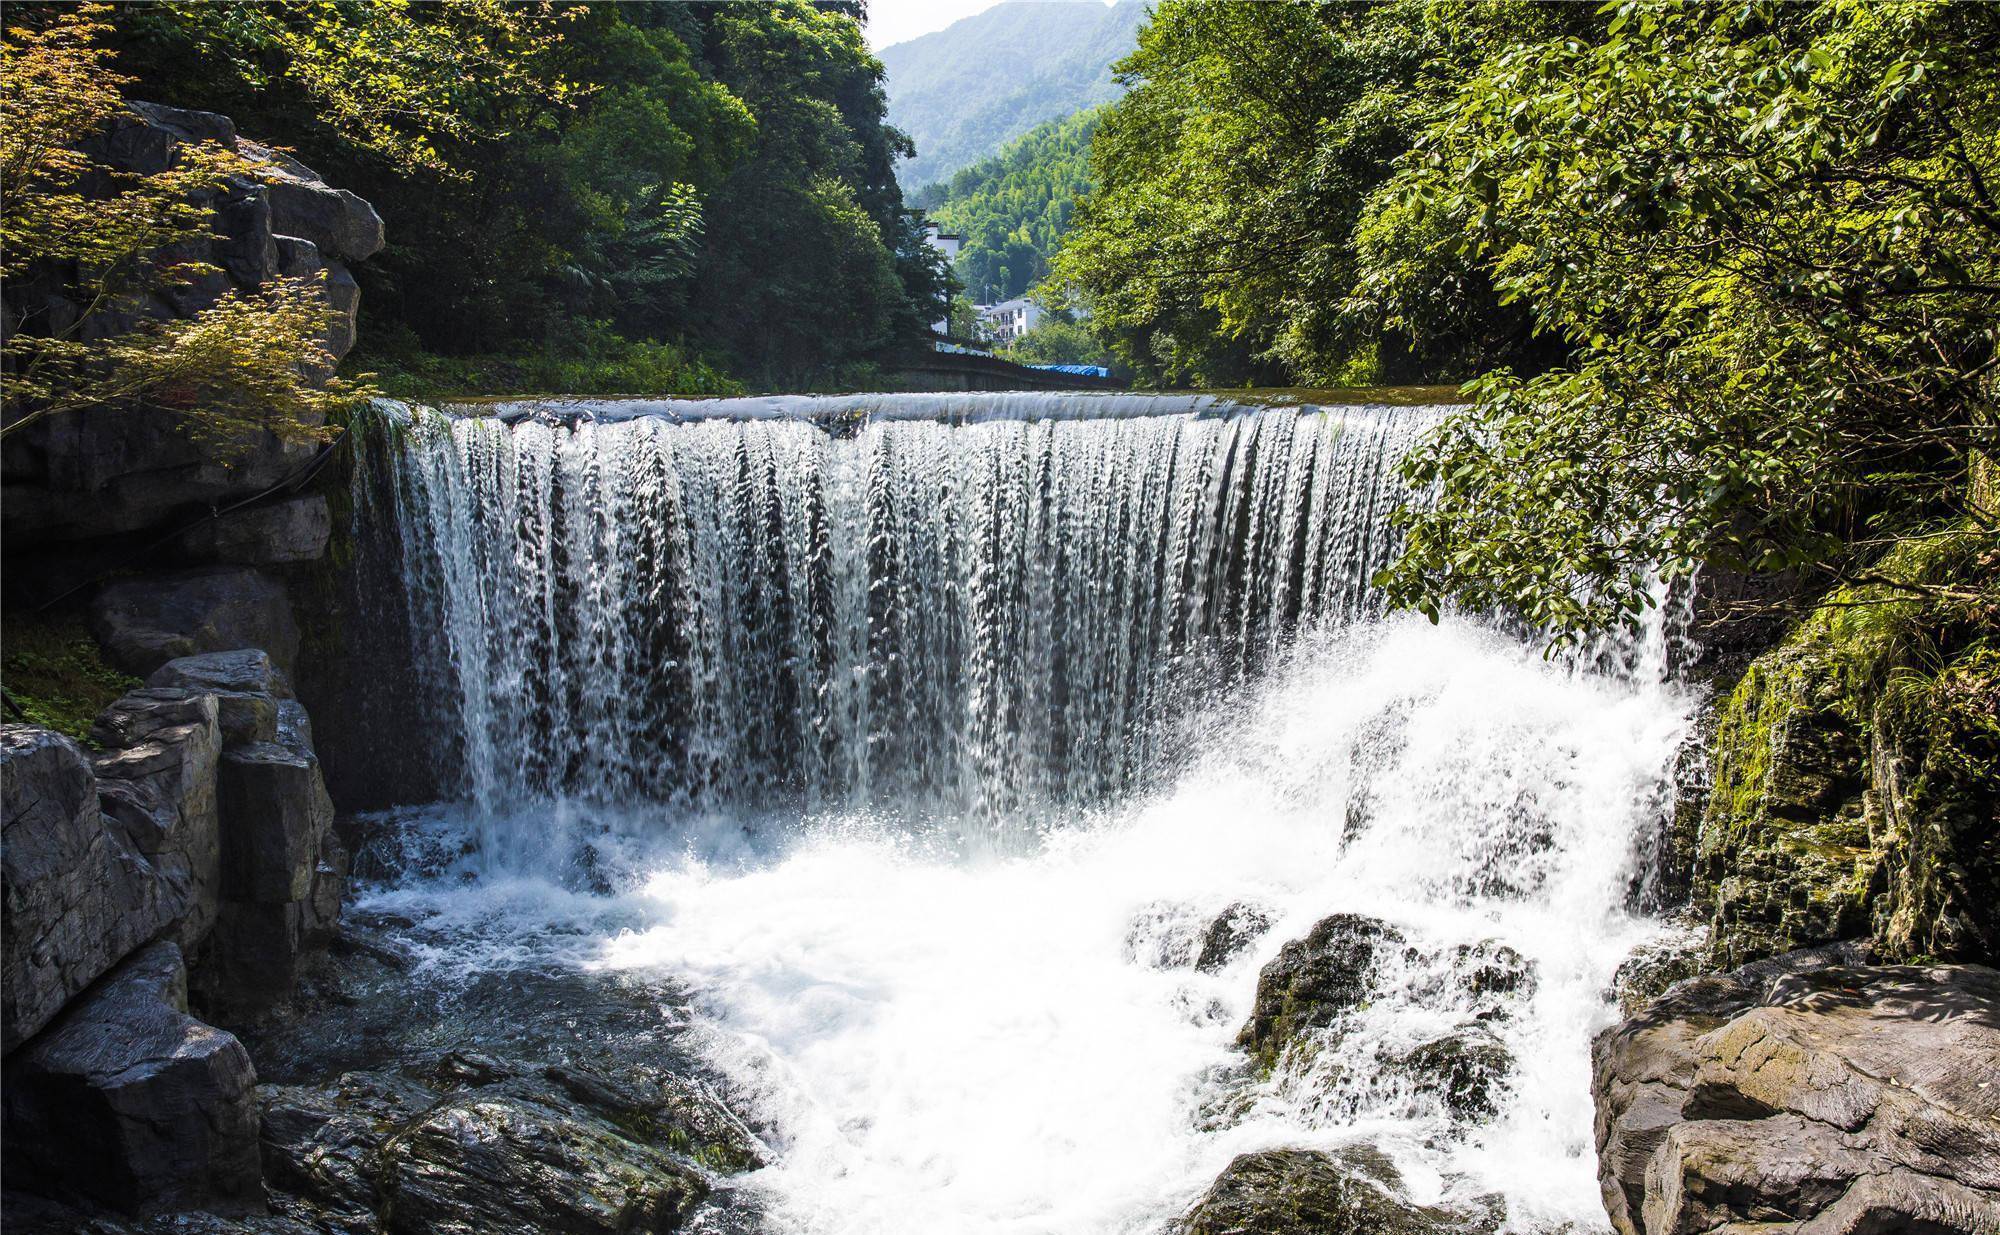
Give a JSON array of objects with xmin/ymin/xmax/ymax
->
[
  {"xmin": 260, "ymin": 1070, "xmax": 439, "ymax": 1223},
  {"xmin": 380, "ymin": 1085, "xmax": 707, "ymax": 1235},
  {"xmin": 2, "ymin": 942, "xmax": 263, "ymax": 1216},
  {"xmin": 1610, "ymin": 926, "xmax": 1709, "ymax": 1019},
  {"xmin": 91, "ymin": 568, "xmax": 302, "ymax": 677},
  {"xmin": 1175, "ymin": 1146, "xmax": 1495, "ymax": 1235},
  {"xmin": 92, "ymin": 689, "xmax": 224, "ymax": 947},
  {"xmin": 1238, "ymin": 914, "xmax": 1406, "ymax": 1069},
  {"xmin": 1593, "ymin": 945, "xmax": 2000, "ymax": 1235},
  {"xmin": 177, "ymin": 497, "xmax": 332, "ymax": 568},
  {"xmin": 2, "ymin": 726, "xmax": 168, "ymax": 1049},
  {"xmin": 1393, "ymin": 1029, "xmax": 1512, "ymax": 1124},
  {"xmin": 1195, "ymin": 902, "xmax": 1274, "ymax": 973}
]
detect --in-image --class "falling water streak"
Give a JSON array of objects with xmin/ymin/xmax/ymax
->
[{"xmin": 360, "ymin": 396, "xmax": 1445, "ymax": 833}]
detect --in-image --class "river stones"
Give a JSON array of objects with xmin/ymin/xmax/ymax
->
[
  {"xmin": 1175, "ymin": 1145, "xmax": 1497, "ymax": 1235},
  {"xmin": 1593, "ymin": 945, "xmax": 2000, "ymax": 1235}
]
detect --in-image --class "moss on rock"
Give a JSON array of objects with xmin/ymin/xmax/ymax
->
[
  {"xmin": 1697, "ymin": 531, "xmax": 1999, "ymax": 965},
  {"xmin": 1, "ymin": 610, "xmax": 141, "ymax": 741}
]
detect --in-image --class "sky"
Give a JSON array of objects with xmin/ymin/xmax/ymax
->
[{"xmin": 864, "ymin": 0, "xmax": 1116, "ymax": 52}]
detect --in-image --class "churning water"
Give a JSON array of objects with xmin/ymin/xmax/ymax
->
[{"xmin": 349, "ymin": 393, "xmax": 1694, "ymax": 1234}]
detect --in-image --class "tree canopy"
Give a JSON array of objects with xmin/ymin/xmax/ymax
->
[{"xmin": 914, "ymin": 108, "xmax": 1098, "ymax": 304}]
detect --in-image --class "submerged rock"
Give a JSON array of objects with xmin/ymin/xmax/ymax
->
[
  {"xmin": 1593, "ymin": 944, "xmax": 2000, "ymax": 1235},
  {"xmin": 1195, "ymin": 902, "xmax": 1275, "ymax": 972},
  {"xmin": 1393, "ymin": 1029, "xmax": 1512, "ymax": 1124},
  {"xmin": 1237, "ymin": 914, "xmax": 1406, "ymax": 1069},
  {"xmin": 1175, "ymin": 1146, "xmax": 1495, "ymax": 1235},
  {"xmin": 2, "ymin": 942, "xmax": 263, "ymax": 1216}
]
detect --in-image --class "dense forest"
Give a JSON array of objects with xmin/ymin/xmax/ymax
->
[
  {"xmin": 911, "ymin": 109, "xmax": 1098, "ymax": 305},
  {"xmin": 1055, "ymin": 0, "xmax": 1999, "ymax": 638},
  {"xmin": 9, "ymin": 1, "xmax": 950, "ymax": 396},
  {"xmin": 879, "ymin": 0, "xmax": 1141, "ymax": 190}
]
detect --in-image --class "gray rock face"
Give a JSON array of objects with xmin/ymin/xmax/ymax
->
[
  {"xmin": 199, "ymin": 700, "xmax": 346, "ymax": 1015},
  {"xmin": 149, "ymin": 650, "xmax": 293, "ymax": 746},
  {"xmin": 92, "ymin": 568, "xmax": 301, "ymax": 676},
  {"xmin": 176, "ymin": 497, "xmax": 332, "ymax": 567},
  {"xmin": 1238, "ymin": 914, "xmax": 1407, "ymax": 1069},
  {"xmin": 241, "ymin": 142, "xmax": 386, "ymax": 264},
  {"xmin": 92, "ymin": 689, "xmax": 224, "ymax": 948},
  {"xmin": 1174, "ymin": 1146, "xmax": 1494, "ymax": 1235},
  {"xmin": 1593, "ymin": 945, "xmax": 2000, "ymax": 1235},
  {"xmin": 2, "ymin": 942, "xmax": 263, "ymax": 1216},
  {"xmin": 2, "ymin": 726, "xmax": 169, "ymax": 1050}
]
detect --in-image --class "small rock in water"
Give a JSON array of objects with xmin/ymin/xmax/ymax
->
[
  {"xmin": 1390, "ymin": 1028, "xmax": 1513, "ymax": 1124},
  {"xmin": 1174, "ymin": 1145, "xmax": 1498, "ymax": 1235},
  {"xmin": 1237, "ymin": 913, "xmax": 1407, "ymax": 1070},
  {"xmin": 1194, "ymin": 901, "xmax": 1274, "ymax": 972}
]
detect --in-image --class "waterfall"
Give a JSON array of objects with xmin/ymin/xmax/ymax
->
[
  {"xmin": 365, "ymin": 394, "xmax": 1438, "ymax": 823},
  {"xmin": 348, "ymin": 392, "xmax": 1692, "ymax": 1234}
]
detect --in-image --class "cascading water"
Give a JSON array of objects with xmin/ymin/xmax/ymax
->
[{"xmin": 347, "ymin": 392, "xmax": 1694, "ymax": 1235}]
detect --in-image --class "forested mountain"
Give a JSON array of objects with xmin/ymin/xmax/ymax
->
[
  {"xmin": 81, "ymin": 1, "xmax": 946, "ymax": 392},
  {"xmin": 911, "ymin": 109, "xmax": 1097, "ymax": 303},
  {"xmin": 880, "ymin": 0, "xmax": 1142, "ymax": 189}
]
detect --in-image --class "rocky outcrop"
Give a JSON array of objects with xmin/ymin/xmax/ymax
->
[
  {"xmin": 1175, "ymin": 1146, "xmax": 1495, "ymax": 1235},
  {"xmin": 2, "ymin": 942, "xmax": 263, "ymax": 1216},
  {"xmin": 1593, "ymin": 944, "xmax": 2000, "ymax": 1235},
  {"xmin": 92, "ymin": 568, "xmax": 303, "ymax": 677},
  {"xmin": 1691, "ymin": 536, "xmax": 1998, "ymax": 967},
  {"xmin": 2, "ymin": 100, "xmax": 380, "ymax": 551},
  {"xmin": 1, "ymin": 695, "xmax": 234, "ymax": 1050}
]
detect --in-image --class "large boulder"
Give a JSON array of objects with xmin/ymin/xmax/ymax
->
[
  {"xmin": 1237, "ymin": 914, "xmax": 1406, "ymax": 1070},
  {"xmin": 1, "ymin": 942, "xmax": 263, "ymax": 1216},
  {"xmin": 148, "ymin": 649, "xmax": 292, "ymax": 747},
  {"xmin": 1, "ymin": 726, "xmax": 169, "ymax": 1050},
  {"xmin": 1174, "ymin": 1146, "xmax": 1494, "ymax": 1235},
  {"xmin": 91, "ymin": 568, "xmax": 301, "ymax": 677},
  {"xmin": 1593, "ymin": 945, "xmax": 2000, "ymax": 1235}
]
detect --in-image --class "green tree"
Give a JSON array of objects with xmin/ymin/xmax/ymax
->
[
  {"xmin": 1053, "ymin": 0, "xmax": 1576, "ymax": 388},
  {"xmin": 921, "ymin": 108, "xmax": 1099, "ymax": 303},
  {"xmin": 1366, "ymin": 0, "xmax": 2000, "ymax": 640}
]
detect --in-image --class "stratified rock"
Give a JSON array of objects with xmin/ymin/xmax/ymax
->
[
  {"xmin": 201, "ymin": 723, "xmax": 343, "ymax": 1013},
  {"xmin": 1, "ymin": 726, "xmax": 166, "ymax": 1050},
  {"xmin": 2, "ymin": 942, "xmax": 262, "ymax": 1216},
  {"xmin": 0, "ymin": 94, "xmax": 373, "ymax": 551},
  {"xmin": 1195, "ymin": 902, "xmax": 1274, "ymax": 973},
  {"xmin": 148, "ymin": 649, "xmax": 293, "ymax": 746},
  {"xmin": 258, "ymin": 1052, "xmax": 744, "ymax": 1235},
  {"xmin": 1238, "ymin": 914, "xmax": 1406, "ymax": 1069},
  {"xmin": 1593, "ymin": 946, "xmax": 2000, "ymax": 1235},
  {"xmin": 1175, "ymin": 1146, "xmax": 1494, "ymax": 1235},
  {"xmin": 91, "ymin": 568, "xmax": 302, "ymax": 677},
  {"xmin": 92, "ymin": 689, "xmax": 224, "ymax": 948},
  {"xmin": 242, "ymin": 142, "xmax": 386, "ymax": 264},
  {"xmin": 177, "ymin": 497, "xmax": 332, "ymax": 567}
]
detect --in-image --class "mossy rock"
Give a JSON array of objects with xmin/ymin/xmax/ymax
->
[{"xmin": 1697, "ymin": 531, "xmax": 1999, "ymax": 966}]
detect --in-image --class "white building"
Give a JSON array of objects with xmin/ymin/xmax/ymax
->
[
  {"xmin": 979, "ymin": 297, "xmax": 1042, "ymax": 346},
  {"xmin": 922, "ymin": 223, "xmax": 963, "ymax": 335}
]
